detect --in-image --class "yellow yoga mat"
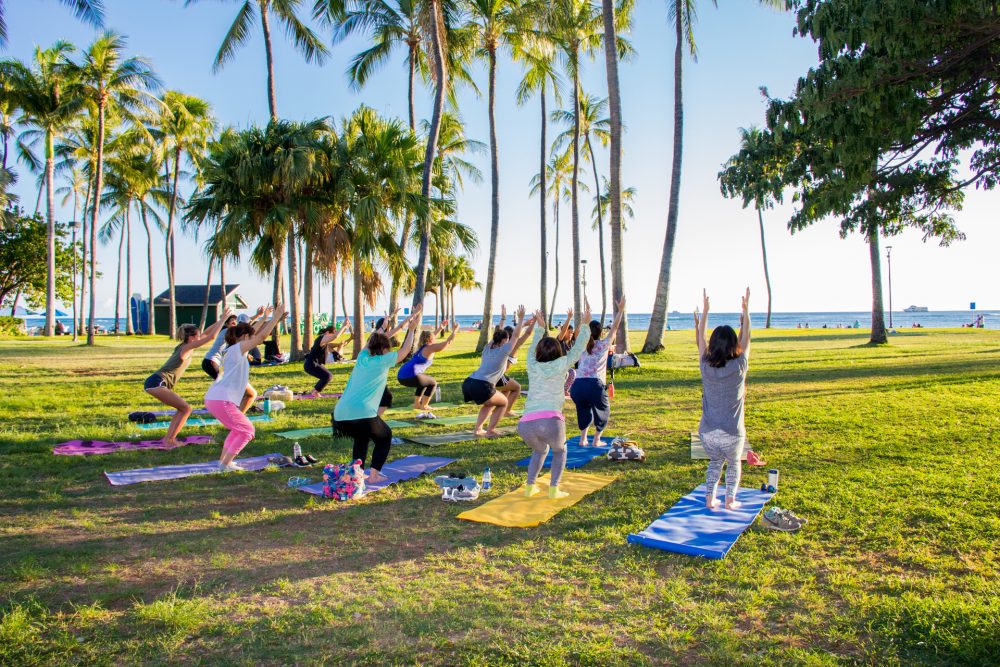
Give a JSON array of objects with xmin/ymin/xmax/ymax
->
[{"xmin": 457, "ymin": 473, "xmax": 614, "ymax": 528}]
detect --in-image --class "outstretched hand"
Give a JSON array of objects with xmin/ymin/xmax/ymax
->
[
  {"xmin": 741, "ymin": 287, "xmax": 750, "ymax": 313},
  {"xmin": 582, "ymin": 299, "xmax": 592, "ymax": 324},
  {"xmin": 702, "ymin": 289, "xmax": 710, "ymax": 315}
]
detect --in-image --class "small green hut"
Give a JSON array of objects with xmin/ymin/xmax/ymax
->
[{"xmin": 152, "ymin": 284, "xmax": 247, "ymax": 335}]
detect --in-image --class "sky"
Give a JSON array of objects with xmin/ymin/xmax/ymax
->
[{"xmin": 4, "ymin": 0, "xmax": 996, "ymax": 318}]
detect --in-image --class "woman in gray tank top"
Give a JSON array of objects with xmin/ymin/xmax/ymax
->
[{"xmin": 143, "ymin": 309, "xmax": 234, "ymax": 447}]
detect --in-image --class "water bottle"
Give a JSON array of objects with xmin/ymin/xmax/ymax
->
[
  {"xmin": 293, "ymin": 442, "xmax": 302, "ymax": 460},
  {"xmin": 767, "ymin": 468, "xmax": 779, "ymax": 491},
  {"xmin": 482, "ymin": 467, "xmax": 492, "ymax": 491},
  {"xmin": 263, "ymin": 397, "xmax": 271, "ymax": 415},
  {"xmin": 435, "ymin": 385, "xmax": 442, "ymax": 403}
]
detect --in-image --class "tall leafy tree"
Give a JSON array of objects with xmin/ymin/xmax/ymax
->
[
  {"xmin": 1, "ymin": 42, "xmax": 83, "ymax": 336},
  {"xmin": 70, "ymin": 31, "xmax": 160, "ymax": 345},
  {"xmin": 0, "ymin": 1, "xmax": 105, "ymax": 49}
]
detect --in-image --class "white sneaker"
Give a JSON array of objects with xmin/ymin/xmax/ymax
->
[{"xmin": 218, "ymin": 462, "xmax": 241, "ymax": 473}]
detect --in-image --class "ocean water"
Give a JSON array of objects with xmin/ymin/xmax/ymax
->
[{"xmin": 23, "ymin": 310, "xmax": 993, "ymax": 333}]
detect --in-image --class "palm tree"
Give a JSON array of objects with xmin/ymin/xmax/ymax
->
[
  {"xmin": 598, "ymin": 0, "xmax": 629, "ymax": 351},
  {"xmin": 530, "ymin": 147, "xmax": 574, "ymax": 327},
  {"xmin": 554, "ymin": 91, "xmax": 610, "ymax": 321},
  {"xmin": 514, "ymin": 34, "xmax": 560, "ymax": 325},
  {"xmin": 152, "ymin": 91, "xmax": 215, "ymax": 338},
  {"xmin": 71, "ymin": 31, "xmax": 160, "ymax": 345},
  {"xmin": 593, "ymin": 175, "xmax": 635, "ymax": 228},
  {"xmin": 2, "ymin": 42, "xmax": 83, "ymax": 336},
  {"xmin": 443, "ymin": 254, "xmax": 479, "ymax": 323},
  {"xmin": 0, "ymin": 1, "xmax": 104, "ymax": 48}
]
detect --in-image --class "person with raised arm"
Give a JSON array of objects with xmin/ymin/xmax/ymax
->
[
  {"xmin": 519, "ymin": 301, "xmax": 592, "ymax": 499},
  {"xmin": 572, "ymin": 296, "xmax": 627, "ymax": 446},
  {"xmin": 143, "ymin": 308, "xmax": 235, "ymax": 448},
  {"xmin": 333, "ymin": 305, "xmax": 423, "ymax": 484},
  {"xmin": 397, "ymin": 319, "xmax": 458, "ymax": 418},
  {"xmin": 303, "ymin": 318, "xmax": 352, "ymax": 397},
  {"xmin": 695, "ymin": 288, "xmax": 752, "ymax": 511},
  {"xmin": 206, "ymin": 304, "xmax": 287, "ymax": 471}
]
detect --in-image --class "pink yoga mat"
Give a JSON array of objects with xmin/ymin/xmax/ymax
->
[{"xmin": 53, "ymin": 435, "xmax": 214, "ymax": 456}]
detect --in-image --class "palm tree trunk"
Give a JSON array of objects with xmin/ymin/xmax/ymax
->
[
  {"xmin": 70, "ymin": 189, "xmax": 79, "ymax": 342},
  {"xmin": 330, "ymin": 262, "xmax": 337, "ymax": 325},
  {"xmin": 412, "ymin": 0, "xmax": 446, "ymax": 311},
  {"xmin": 550, "ymin": 197, "xmax": 560, "ymax": 328},
  {"xmin": 286, "ymin": 229, "xmax": 301, "ymax": 357},
  {"xmin": 219, "ymin": 255, "xmax": 226, "ymax": 301},
  {"xmin": 388, "ymin": 47, "xmax": 419, "ymax": 321},
  {"xmin": 539, "ymin": 85, "xmax": 548, "ymax": 326},
  {"xmin": 352, "ymin": 258, "xmax": 364, "ymax": 359},
  {"xmin": 868, "ymin": 226, "xmax": 887, "ymax": 344},
  {"xmin": 758, "ymin": 208, "xmax": 772, "ymax": 328},
  {"xmin": 303, "ymin": 240, "xmax": 314, "ymax": 352},
  {"xmin": 271, "ymin": 240, "xmax": 285, "ymax": 341},
  {"xmin": 80, "ymin": 178, "xmax": 91, "ymax": 337},
  {"xmin": 642, "ymin": 7, "xmax": 685, "ymax": 354},
  {"xmin": 260, "ymin": 2, "xmax": 279, "ymax": 121},
  {"xmin": 601, "ymin": 0, "xmax": 628, "ymax": 352},
  {"xmin": 141, "ymin": 204, "xmax": 154, "ymax": 335},
  {"xmin": 439, "ymin": 267, "xmax": 446, "ymax": 329},
  {"xmin": 476, "ymin": 48, "xmax": 501, "ymax": 353},
  {"xmin": 34, "ymin": 173, "xmax": 44, "ymax": 217},
  {"xmin": 9, "ymin": 289, "xmax": 20, "ymax": 317},
  {"xmin": 340, "ymin": 266, "xmax": 348, "ymax": 324},
  {"xmin": 165, "ymin": 148, "xmax": 182, "ymax": 339},
  {"xmin": 44, "ymin": 132, "xmax": 56, "ymax": 336},
  {"xmin": 570, "ymin": 67, "xmax": 583, "ymax": 328},
  {"xmin": 87, "ymin": 104, "xmax": 106, "ymax": 346},
  {"xmin": 125, "ymin": 204, "xmax": 134, "ymax": 334},
  {"xmin": 114, "ymin": 221, "xmax": 124, "ymax": 335},
  {"xmin": 586, "ymin": 135, "xmax": 608, "ymax": 324},
  {"xmin": 199, "ymin": 254, "xmax": 215, "ymax": 330}
]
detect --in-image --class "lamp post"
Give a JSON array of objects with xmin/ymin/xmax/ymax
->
[
  {"xmin": 581, "ymin": 259, "xmax": 588, "ymax": 311},
  {"xmin": 886, "ymin": 245, "xmax": 893, "ymax": 329},
  {"xmin": 68, "ymin": 221, "xmax": 80, "ymax": 342}
]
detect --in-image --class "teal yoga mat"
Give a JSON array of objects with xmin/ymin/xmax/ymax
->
[
  {"xmin": 136, "ymin": 415, "xmax": 274, "ymax": 430},
  {"xmin": 422, "ymin": 413, "xmax": 520, "ymax": 427}
]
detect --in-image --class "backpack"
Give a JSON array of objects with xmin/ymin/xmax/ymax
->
[{"xmin": 128, "ymin": 411, "xmax": 157, "ymax": 424}]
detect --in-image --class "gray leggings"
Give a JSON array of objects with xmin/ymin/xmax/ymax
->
[
  {"xmin": 518, "ymin": 417, "xmax": 568, "ymax": 486},
  {"xmin": 701, "ymin": 429, "xmax": 745, "ymax": 501}
]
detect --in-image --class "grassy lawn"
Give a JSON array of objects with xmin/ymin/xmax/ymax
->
[{"xmin": 0, "ymin": 328, "xmax": 998, "ymax": 666}]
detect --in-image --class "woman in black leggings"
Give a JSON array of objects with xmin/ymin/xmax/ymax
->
[
  {"xmin": 304, "ymin": 320, "xmax": 351, "ymax": 397},
  {"xmin": 332, "ymin": 306, "xmax": 422, "ymax": 483}
]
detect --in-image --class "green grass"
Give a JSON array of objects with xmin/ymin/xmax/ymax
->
[{"xmin": 1, "ymin": 328, "xmax": 998, "ymax": 665}]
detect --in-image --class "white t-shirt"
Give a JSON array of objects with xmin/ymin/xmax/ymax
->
[{"xmin": 205, "ymin": 344, "xmax": 249, "ymax": 404}]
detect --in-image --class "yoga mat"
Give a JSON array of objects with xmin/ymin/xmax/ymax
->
[
  {"xmin": 104, "ymin": 453, "xmax": 283, "ymax": 486},
  {"xmin": 136, "ymin": 415, "xmax": 274, "ymax": 430},
  {"xmin": 423, "ymin": 412, "xmax": 521, "ymax": 427},
  {"xmin": 514, "ymin": 435, "xmax": 613, "ymax": 469},
  {"xmin": 627, "ymin": 484, "xmax": 774, "ymax": 559},
  {"xmin": 402, "ymin": 426, "xmax": 517, "ymax": 447},
  {"xmin": 277, "ymin": 420, "xmax": 414, "ymax": 440},
  {"xmin": 296, "ymin": 455, "xmax": 454, "ymax": 496},
  {"xmin": 293, "ymin": 392, "xmax": 341, "ymax": 400},
  {"xmin": 54, "ymin": 435, "xmax": 214, "ymax": 456},
  {"xmin": 457, "ymin": 472, "xmax": 613, "ymax": 527},
  {"xmin": 384, "ymin": 402, "xmax": 459, "ymax": 416},
  {"xmin": 690, "ymin": 433, "xmax": 748, "ymax": 461},
  {"xmin": 145, "ymin": 408, "xmax": 211, "ymax": 417}
]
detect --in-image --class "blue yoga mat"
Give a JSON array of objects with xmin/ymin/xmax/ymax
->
[
  {"xmin": 297, "ymin": 455, "xmax": 454, "ymax": 497},
  {"xmin": 105, "ymin": 453, "xmax": 283, "ymax": 486},
  {"xmin": 136, "ymin": 415, "xmax": 273, "ymax": 430},
  {"xmin": 515, "ymin": 435, "xmax": 613, "ymax": 470},
  {"xmin": 627, "ymin": 484, "xmax": 775, "ymax": 559}
]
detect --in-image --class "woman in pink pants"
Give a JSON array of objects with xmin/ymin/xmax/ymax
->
[{"xmin": 205, "ymin": 303, "xmax": 286, "ymax": 472}]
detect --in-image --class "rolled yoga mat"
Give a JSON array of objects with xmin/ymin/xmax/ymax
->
[
  {"xmin": 402, "ymin": 425, "xmax": 517, "ymax": 447},
  {"xmin": 514, "ymin": 435, "xmax": 613, "ymax": 470},
  {"xmin": 104, "ymin": 453, "xmax": 284, "ymax": 486},
  {"xmin": 690, "ymin": 433, "xmax": 748, "ymax": 461},
  {"xmin": 627, "ymin": 484, "xmax": 774, "ymax": 559},
  {"xmin": 296, "ymin": 455, "xmax": 454, "ymax": 496},
  {"xmin": 54, "ymin": 435, "xmax": 214, "ymax": 456},
  {"xmin": 136, "ymin": 415, "xmax": 274, "ymax": 430},
  {"xmin": 457, "ymin": 472, "xmax": 614, "ymax": 528},
  {"xmin": 276, "ymin": 420, "xmax": 414, "ymax": 440}
]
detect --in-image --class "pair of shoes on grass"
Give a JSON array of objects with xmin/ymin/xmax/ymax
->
[
  {"xmin": 292, "ymin": 453, "xmax": 319, "ymax": 468},
  {"xmin": 761, "ymin": 507, "xmax": 808, "ymax": 532},
  {"xmin": 414, "ymin": 411, "xmax": 437, "ymax": 420},
  {"xmin": 441, "ymin": 483, "xmax": 480, "ymax": 501},
  {"xmin": 434, "ymin": 473, "xmax": 477, "ymax": 489}
]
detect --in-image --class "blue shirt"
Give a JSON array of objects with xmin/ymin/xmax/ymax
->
[{"xmin": 333, "ymin": 350, "xmax": 398, "ymax": 421}]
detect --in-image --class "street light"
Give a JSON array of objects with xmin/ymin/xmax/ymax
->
[
  {"xmin": 886, "ymin": 245, "xmax": 893, "ymax": 329},
  {"xmin": 581, "ymin": 259, "xmax": 588, "ymax": 308}
]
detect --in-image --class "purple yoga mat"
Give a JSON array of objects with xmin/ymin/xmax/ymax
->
[
  {"xmin": 104, "ymin": 452, "xmax": 283, "ymax": 486},
  {"xmin": 297, "ymin": 455, "xmax": 454, "ymax": 496},
  {"xmin": 54, "ymin": 435, "xmax": 214, "ymax": 456}
]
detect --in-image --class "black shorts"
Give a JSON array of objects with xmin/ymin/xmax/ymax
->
[
  {"xmin": 495, "ymin": 374, "xmax": 512, "ymax": 388},
  {"xmin": 379, "ymin": 387, "xmax": 393, "ymax": 409},
  {"xmin": 143, "ymin": 373, "xmax": 167, "ymax": 391},
  {"xmin": 399, "ymin": 374, "xmax": 436, "ymax": 397},
  {"xmin": 462, "ymin": 377, "xmax": 496, "ymax": 405},
  {"xmin": 201, "ymin": 358, "xmax": 219, "ymax": 380}
]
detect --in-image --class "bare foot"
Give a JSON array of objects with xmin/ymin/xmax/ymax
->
[
  {"xmin": 307, "ymin": 390, "xmax": 320, "ymax": 398},
  {"xmin": 473, "ymin": 428, "xmax": 488, "ymax": 437},
  {"xmin": 706, "ymin": 496, "xmax": 721, "ymax": 510},
  {"xmin": 367, "ymin": 469, "xmax": 389, "ymax": 484},
  {"xmin": 485, "ymin": 430, "xmax": 503, "ymax": 438},
  {"xmin": 725, "ymin": 500, "xmax": 743, "ymax": 511},
  {"xmin": 162, "ymin": 437, "xmax": 182, "ymax": 449}
]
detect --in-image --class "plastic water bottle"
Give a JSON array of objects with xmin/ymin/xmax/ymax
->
[
  {"xmin": 767, "ymin": 468, "xmax": 779, "ymax": 491},
  {"xmin": 263, "ymin": 397, "xmax": 271, "ymax": 415},
  {"xmin": 482, "ymin": 467, "xmax": 492, "ymax": 491},
  {"xmin": 293, "ymin": 442, "xmax": 302, "ymax": 460}
]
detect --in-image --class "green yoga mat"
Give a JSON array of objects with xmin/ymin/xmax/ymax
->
[
  {"xmin": 277, "ymin": 420, "xmax": 414, "ymax": 440},
  {"xmin": 384, "ymin": 402, "xmax": 460, "ymax": 416},
  {"xmin": 689, "ymin": 432, "xmax": 748, "ymax": 461},
  {"xmin": 422, "ymin": 413, "xmax": 520, "ymax": 427},
  {"xmin": 403, "ymin": 426, "xmax": 517, "ymax": 447}
]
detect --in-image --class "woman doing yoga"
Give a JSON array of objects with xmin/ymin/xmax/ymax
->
[
  {"xmin": 206, "ymin": 304, "xmax": 287, "ymax": 471},
  {"xmin": 143, "ymin": 308, "xmax": 234, "ymax": 447},
  {"xmin": 332, "ymin": 305, "xmax": 423, "ymax": 484},
  {"xmin": 571, "ymin": 296, "xmax": 627, "ymax": 446},
  {"xmin": 397, "ymin": 320, "xmax": 458, "ymax": 418},
  {"xmin": 303, "ymin": 319, "xmax": 351, "ymax": 397},
  {"xmin": 519, "ymin": 301, "xmax": 592, "ymax": 499}
]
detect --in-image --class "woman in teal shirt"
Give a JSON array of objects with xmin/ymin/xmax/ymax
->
[{"xmin": 332, "ymin": 305, "xmax": 422, "ymax": 484}]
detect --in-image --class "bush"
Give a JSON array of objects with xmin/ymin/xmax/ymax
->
[{"xmin": 0, "ymin": 316, "xmax": 25, "ymax": 336}]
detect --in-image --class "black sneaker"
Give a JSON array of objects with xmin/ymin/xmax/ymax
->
[
  {"xmin": 292, "ymin": 455, "xmax": 312, "ymax": 468},
  {"xmin": 304, "ymin": 454, "xmax": 319, "ymax": 464}
]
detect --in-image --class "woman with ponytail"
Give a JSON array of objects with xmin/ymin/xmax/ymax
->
[{"xmin": 570, "ymin": 296, "xmax": 626, "ymax": 446}]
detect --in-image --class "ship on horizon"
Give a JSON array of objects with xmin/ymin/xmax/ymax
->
[{"xmin": 904, "ymin": 305, "xmax": 929, "ymax": 313}]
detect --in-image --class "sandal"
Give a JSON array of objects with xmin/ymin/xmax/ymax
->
[{"xmin": 287, "ymin": 476, "xmax": 312, "ymax": 487}]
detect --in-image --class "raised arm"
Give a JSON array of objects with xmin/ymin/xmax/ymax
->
[
  {"xmin": 565, "ymin": 302, "xmax": 593, "ymax": 366},
  {"xmin": 320, "ymin": 319, "xmax": 351, "ymax": 347},
  {"xmin": 738, "ymin": 287, "xmax": 751, "ymax": 356},
  {"xmin": 396, "ymin": 304, "xmax": 423, "ymax": 363},
  {"xmin": 187, "ymin": 307, "xmax": 235, "ymax": 349},
  {"xmin": 558, "ymin": 309, "xmax": 573, "ymax": 341},
  {"xmin": 496, "ymin": 304, "xmax": 507, "ymax": 329},
  {"xmin": 248, "ymin": 305, "xmax": 267, "ymax": 325},
  {"xmin": 508, "ymin": 305, "xmax": 528, "ymax": 350},
  {"xmin": 694, "ymin": 289, "xmax": 709, "ymax": 357},
  {"xmin": 606, "ymin": 295, "xmax": 627, "ymax": 348},
  {"xmin": 242, "ymin": 304, "xmax": 286, "ymax": 353},
  {"xmin": 424, "ymin": 319, "xmax": 459, "ymax": 354},
  {"xmin": 527, "ymin": 310, "xmax": 546, "ymax": 371},
  {"xmin": 510, "ymin": 315, "xmax": 537, "ymax": 356}
]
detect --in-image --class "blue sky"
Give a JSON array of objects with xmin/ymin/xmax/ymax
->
[{"xmin": 5, "ymin": 0, "xmax": 996, "ymax": 317}]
